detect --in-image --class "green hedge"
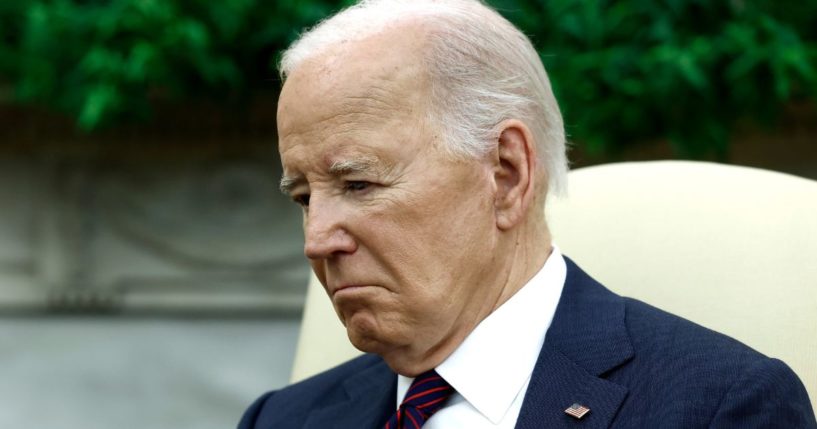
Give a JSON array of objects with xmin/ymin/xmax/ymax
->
[
  {"xmin": 494, "ymin": 0, "xmax": 817, "ymax": 158},
  {"xmin": 1, "ymin": 0, "xmax": 815, "ymax": 158}
]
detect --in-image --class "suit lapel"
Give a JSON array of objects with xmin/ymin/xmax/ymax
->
[
  {"xmin": 516, "ymin": 257, "xmax": 634, "ymax": 429},
  {"xmin": 303, "ymin": 358, "xmax": 396, "ymax": 429}
]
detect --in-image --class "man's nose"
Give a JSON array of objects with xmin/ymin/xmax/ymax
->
[{"xmin": 303, "ymin": 199, "xmax": 357, "ymax": 260}]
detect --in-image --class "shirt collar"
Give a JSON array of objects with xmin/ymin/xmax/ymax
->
[{"xmin": 397, "ymin": 246, "xmax": 567, "ymax": 423}]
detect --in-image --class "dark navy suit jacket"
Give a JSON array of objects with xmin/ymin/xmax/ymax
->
[{"xmin": 239, "ymin": 258, "xmax": 816, "ymax": 428}]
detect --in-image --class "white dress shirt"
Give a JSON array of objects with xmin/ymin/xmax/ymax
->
[{"xmin": 396, "ymin": 246, "xmax": 567, "ymax": 428}]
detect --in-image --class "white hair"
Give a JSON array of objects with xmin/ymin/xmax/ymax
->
[{"xmin": 280, "ymin": 0, "xmax": 568, "ymax": 196}]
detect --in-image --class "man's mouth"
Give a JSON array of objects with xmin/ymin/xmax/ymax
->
[{"xmin": 331, "ymin": 284, "xmax": 373, "ymax": 297}]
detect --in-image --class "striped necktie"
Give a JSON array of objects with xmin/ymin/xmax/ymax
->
[{"xmin": 384, "ymin": 369, "xmax": 454, "ymax": 429}]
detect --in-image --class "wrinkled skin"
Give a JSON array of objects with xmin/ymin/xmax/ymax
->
[{"xmin": 277, "ymin": 24, "xmax": 549, "ymax": 376}]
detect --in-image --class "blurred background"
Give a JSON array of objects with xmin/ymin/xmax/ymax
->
[{"xmin": 0, "ymin": 0, "xmax": 815, "ymax": 427}]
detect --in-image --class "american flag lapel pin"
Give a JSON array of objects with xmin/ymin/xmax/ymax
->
[{"xmin": 564, "ymin": 403, "xmax": 591, "ymax": 419}]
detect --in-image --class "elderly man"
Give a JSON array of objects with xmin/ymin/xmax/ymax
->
[{"xmin": 239, "ymin": 0, "xmax": 815, "ymax": 428}]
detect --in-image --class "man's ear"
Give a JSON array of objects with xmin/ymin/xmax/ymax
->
[{"xmin": 493, "ymin": 120, "xmax": 536, "ymax": 230}]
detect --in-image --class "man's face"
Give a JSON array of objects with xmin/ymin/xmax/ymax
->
[{"xmin": 277, "ymin": 28, "xmax": 503, "ymax": 373}]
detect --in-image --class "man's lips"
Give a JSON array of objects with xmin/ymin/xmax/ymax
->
[{"xmin": 331, "ymin": 284, "xmax": 371, "ymax": 297}]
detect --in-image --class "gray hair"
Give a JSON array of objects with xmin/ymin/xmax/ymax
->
[{"xmin": 280, "ymin": 0, "xmax": 568, "ymax": 196}]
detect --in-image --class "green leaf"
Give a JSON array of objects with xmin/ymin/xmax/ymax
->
[{"xmin": 78, "ymin": 83, "xmax": 121, "ymax": 130}]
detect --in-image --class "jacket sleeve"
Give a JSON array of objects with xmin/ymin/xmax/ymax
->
[
  {"xmin": 237, "ymin": 391, "xmax": 276, "ymax": 429},
  {"xmin": 709, "ymin": 358, "xmax": 816, "ymax": 428}
]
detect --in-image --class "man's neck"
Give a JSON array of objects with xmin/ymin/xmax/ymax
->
[{"xmin": 490, "ymin": 221, "xmax": 553, "ymax": 313}]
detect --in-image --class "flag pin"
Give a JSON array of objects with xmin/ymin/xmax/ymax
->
[{"xmin": 564, "ymin": 403, "xmax": 591, "ymax": 419}]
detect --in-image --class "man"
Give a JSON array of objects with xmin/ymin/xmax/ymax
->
[{"xmin": 240, "ymin": 0, "xmax": 816, "ymax": 427}]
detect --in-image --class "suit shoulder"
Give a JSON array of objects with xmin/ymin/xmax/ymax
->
[
  {"xmin": 610, "ymin": 298, "xmax": 815, "ymax": 426},
  {"xmin": 710, "ymin": 357, "xmax": 817, "ymax": 427},
  {"xmin": 622, "ymin": 297, "xmax": 767, "ymax": 365},
  {"xmin": 237, "ymin": 354, "xmax": 386, "ymax": 429}
]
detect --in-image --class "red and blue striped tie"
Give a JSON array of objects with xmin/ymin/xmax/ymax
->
[{"xmin": 384, "ymin": 369, "xmax": 454, "ymax": 429}]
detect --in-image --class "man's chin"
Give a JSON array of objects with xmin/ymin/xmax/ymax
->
[
  {"xmin": 344, "ymin": 320, "xmax": 435, "ymax": 376},
  {"xmin": 345, "ymin": 317, "xmax": 387, "ymax": 352}
]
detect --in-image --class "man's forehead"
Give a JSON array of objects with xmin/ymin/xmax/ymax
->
[
  {"xmin": 283, "ymin": 143, "xmax": 395, "ymax": 172},
  {"xmin": 279, "ymin": 68, "xmax": 426, "ymax": 130},
  {"xmin": 277, "ymin": 24, "xmax": 431, "ymax": 130}
]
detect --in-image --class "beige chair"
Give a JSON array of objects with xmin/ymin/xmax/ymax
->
[{"xmin": 289, "ymin": 160, "xmax": 817, "ymax": 411}]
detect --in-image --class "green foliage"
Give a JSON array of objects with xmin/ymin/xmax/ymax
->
[
  {"xmin": 493, "ymin": 0, "xmax": 817, "ymax": 158},
  {"xmin": 0, "ymin": 0, "xmax": 354, "ymax": 129},
  {"xmin": 1, "ymin": 0, "xmax": 815, "ymax": 158}
]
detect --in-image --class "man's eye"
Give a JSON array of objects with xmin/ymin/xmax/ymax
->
[
  {"xmin": 345, "ymin": 181, "xmax": 370, "ymax": 192},
  {"xmin": 292, "ymin": 194, "xmax": 310, "ymax": 207}
]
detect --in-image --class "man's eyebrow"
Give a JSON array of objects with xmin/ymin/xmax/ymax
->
[
  {"xmin": 279, "ymin": 155, "xmax": 388, "ymax": 195},
  {"xmin": 279, "ymin": 174, "xmax": 303, "ymax": 195},
  {"xmin": 327, "ymin": 155, "xmax": 383, "ymax": 176}
]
